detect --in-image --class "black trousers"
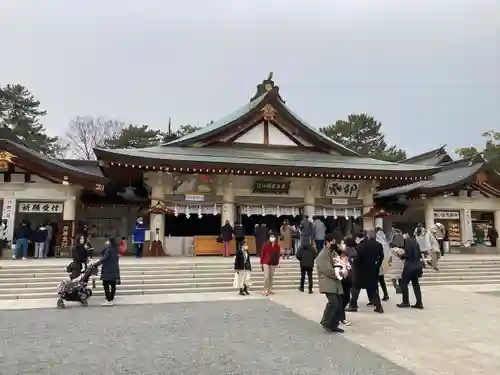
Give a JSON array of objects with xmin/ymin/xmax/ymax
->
[
  {"xmin": 378, "ymin": 275, "xmax": 389, "ymax": 298},
  {"xmin": 438, "ymin": 239, "xmax": 444, "ymax": 257},
  {"xmin": 103, "ymin": 280, "xmax": 117, "ymax": 302},
  {"xmin": 350, "ymin": 283, "xmax": 382, "ymax": 309},
  {"xmin": 400, "ymin": 276, "xmax": 422, "ymax": 305},
  {"xmin": 299, "ymin": 266, "xmax": 313, "ymax": 291},
  {"xmin": 321, "ymin": 293, "xmax": 343, "ymax": 329},
  {"xmin": 341, "ymin": 278, "xmax": 351, "ymax": 311},
  {"xmin": 491, "ymin": 238, "xmax": 497, "ymax": 247},
  {"xmin": 235, "ymin": 238, "xmax": 244, "ymax": 252}
]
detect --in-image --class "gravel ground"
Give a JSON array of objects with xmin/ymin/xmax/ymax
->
[{"xmin": 0, "ymin": 299, "xmax": 413, "ymax": 375}]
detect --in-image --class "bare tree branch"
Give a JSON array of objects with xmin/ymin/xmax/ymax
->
[{"xmin": 62, "ymin": 116, "xmax": 124, "ymax": 159}]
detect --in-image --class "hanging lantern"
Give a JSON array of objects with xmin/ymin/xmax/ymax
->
[
  {"xmin": 213, "ymin": 204, "xmax": 218, "ymax": 216},
  {"xmin": 197, "ymin": 206, "xmax": 202, "ymax": 219},
  {"xmin": 333, "ymin": 208, "xmax": 337, "ymax": 220},
  {"xmin": 173, "ymin": 204, "xmax": 179, "ymax": 217},
  {"xmin": 322, "ymin": 208, "xmax": 327, "ymax": 218}
]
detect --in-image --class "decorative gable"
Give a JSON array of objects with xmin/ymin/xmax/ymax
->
[{"xmin": 234, "ymin": 123, "xmax": 265, "ymax": 144}]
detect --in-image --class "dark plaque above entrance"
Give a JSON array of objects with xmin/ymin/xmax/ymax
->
[{"xmin": 253, "ymin": 180, "xmax": 290, "ymax": 194}]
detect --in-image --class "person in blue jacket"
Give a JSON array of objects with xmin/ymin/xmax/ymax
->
[{"xmin": 132, "ymin": 217, "xmax": 147, "ymax": 258}]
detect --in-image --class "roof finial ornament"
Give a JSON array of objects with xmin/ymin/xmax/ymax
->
[{"xmin": 250, "ymin": 72, "xmax": 284, "ymax": 102}]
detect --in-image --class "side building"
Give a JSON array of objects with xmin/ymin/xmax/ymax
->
[{"xmin": 376, "ymin": 146, "xmax": 500, "ymax": 248}]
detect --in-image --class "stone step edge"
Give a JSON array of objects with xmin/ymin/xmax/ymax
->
[{"xmin": 1, "ymin": 279, "xmax": 499, "ymax": 300}]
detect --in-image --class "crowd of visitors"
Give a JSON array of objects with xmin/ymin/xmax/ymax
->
[{"xmin": 228, "ymin": 216, "xmax": 442, "ymax": 333}]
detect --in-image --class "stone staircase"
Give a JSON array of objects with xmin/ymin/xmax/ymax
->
[{"xmin": 0, "ymin": 255, "xmax": 499, "ymax": 300}]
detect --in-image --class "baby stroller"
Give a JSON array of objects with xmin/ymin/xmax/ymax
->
[{"xmin": 56, "ymin": 262, "xmax": 97, "ymax": 308}]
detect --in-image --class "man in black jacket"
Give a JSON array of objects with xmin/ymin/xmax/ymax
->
[
  {"xmin": 397, "ymin": 233, "xmax": 424, "ymax": 309},
  {"xmin": 233, "ymin": 222, "xmax": 245, "ymax": 253},
  {"xmin": 296, "ymin": 242, "xmax": 317, "ymax": 293},
  {"xmin": 346, "ymin": 230, "xmax": 384, "ymax": 313}
]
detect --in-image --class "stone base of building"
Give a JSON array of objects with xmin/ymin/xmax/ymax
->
[{"xmin": 450, "ymin": 246, "xmax": 500, "ymax": 255}]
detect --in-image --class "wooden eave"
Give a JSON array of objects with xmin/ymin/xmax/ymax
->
[
  {"xmin": 0, "ymin": 139, "xmax": 108, "ymax": 193},
  {"xmin": 94, "ymin": 149, "xmax": 434, "ymax": 181}
]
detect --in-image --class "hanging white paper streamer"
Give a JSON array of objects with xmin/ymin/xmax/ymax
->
[
  {"xmin": 213, "ymin": 204, "xmax": 218, "ymax": 215},
  {"xmin": 322, "ymin": 208, "xmax": 327, "ymax": 218},
  {"xmin": 197, "ymin": 206, "xmax": 202, "ymax": 219},
  {"xmin": 261, "ymin": 205, "xmax": 266, "ymax": 216},
  {"xmin": 276, "ymin": 206, "xmax": 281, "ymax": 217},
  {"xmin": 333, "ymin": 208, "xmax": 337, "ymax": 220},
  {"xmin": 185, "ymin": 205, "xmax": 191, "ymax": 219},
  {"xmin": 174, "ymin": 205, "xmax": 179, "ymax": 217}
]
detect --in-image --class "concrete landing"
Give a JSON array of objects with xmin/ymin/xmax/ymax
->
[{"xmin": 270, "ymin": 286, "xmax": 500, "ymax": 375}]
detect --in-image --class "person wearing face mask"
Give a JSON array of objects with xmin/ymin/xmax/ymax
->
[
  {"xmin": 94, "ymin": 236, "xmax": 121, "ymax": 306},
  {"xmin": 234, "ymin": 240, "xmax": 252, "ymax": 295},
  {"xmin": 260, "ymin": 232, "xmax": 281, "ymax": 295},
  {"xmin": 316, "ymin": 233, "xmax": 348, "ymax": 333}
]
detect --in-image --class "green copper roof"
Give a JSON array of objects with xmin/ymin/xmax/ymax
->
[
  {"xmin": 98, "ymin": 146, "xmax": 437, "ymax": 173},
  {"xmin": 376, "ymin": 160, "xmax": 484, "ymax": 197},
  {"xmin": 165, "ymin": 93, "xmax": 268, "ymax": 146}
]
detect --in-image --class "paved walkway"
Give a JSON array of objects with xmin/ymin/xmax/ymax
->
[
  {"xmin": 270, "ymin": 286, "xmax": 500, "ymax": 375},
  {"xmin": 0, "ymin": 300, "xmax": 410, "ymax": 375}
]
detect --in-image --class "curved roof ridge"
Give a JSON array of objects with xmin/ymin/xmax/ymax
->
[{"xmin": 400, "ymin": 145, "xmax": 448, "ymax": 163}]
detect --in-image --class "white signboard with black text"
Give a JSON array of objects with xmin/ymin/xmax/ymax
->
[
  {"xmin": 18, "ymin": 202, "xmax": 64, "ymax": 214},
  {"xmin": 324, "ymin": 180, "xmax": 360, "ymax": 198},
  {"xmin": 434, "ymin": 211, "xmax": 460, "ymax": 220},
  {"xmin": 1, "ymin": 198, "xmax": 16, "ymax": 241}
]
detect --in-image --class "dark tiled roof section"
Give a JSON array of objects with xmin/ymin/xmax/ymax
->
[
  {"xmin": 376, "ymin": 159, "xmax": 484, "ymax": 198},
  {"xmin": 96, "ymin": 146, "xmax": 438, "ymax": 173},
  {"xmin": 57, "ymin": 159, "xmax": 104, "ymax": 177},
  {"xmin": 401, "ymin": 145, "xmax": 452, "ymax": 166}
]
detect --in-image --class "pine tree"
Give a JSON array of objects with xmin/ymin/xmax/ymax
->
[
  {"xmin": 320, "ymin": 113, "xmax": 406, "ymax": 162},
  {"xmin": 0, "ymin": 84, "xmax": 64, "ymax": 156}
]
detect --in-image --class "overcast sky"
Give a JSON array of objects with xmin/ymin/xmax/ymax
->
[{"xmin": 1, "ymin": 0, "xmax": 499, "ymax": 157}]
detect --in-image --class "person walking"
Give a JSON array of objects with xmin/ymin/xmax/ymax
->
[
  {"xmin": 43, "ymin": 222, "xmax": 53, "ymax": 258},
  {"xmin": 317, "ymin": 233, "xmax": 347, "ymax": 333},
  {"xmin": 397, "ymin": 232, "xmax": 424, "ymax": 309},
  {"xmin": 94, "ymin": 236, "xmax": 121, "ymax": 306},
  {"xmin": 434, "ymin": 222, "xmax": 446, "ymax": 257},
  {"xmin": 260, "ymin": 232, "xmax": 281, "ymax": 296},
  {"xmin": 234, "ymin": 240, "xmax": 252, "ymax": 295},
  {"xmin": 313, "ymin": 218, "xmax": 326, "ymax": 251},
  {"xmin": 296, "ymin": 241, "xmax": 317, "ymax": 293},
  {"xmin": 34, "ymin": 224, "xmax": 48, "ymax": 259},
  {"xmin": 389, "ymin": 228, "xmax": 405, "ymax": 294},
  {"xmin": 233, "ymin": 221, "xmax": 245, "ymax": 253},
  {"xmin": 254, "ymin": 223, "xmax": 268, "ymax": 255},
  {"xmin": 72, "ymin": 235, "xmax": 87, "ymax": 276},
  {"xmin": 220, "ymin": 220, "xmax": 234, "ymax": 257},
  {"xmin": 299, "ymin": 215, "xmax": 313, "ymax": 247},
  {"xmin": 280, "ymin": 219, "xmax": 293, "ymax": 259},
  {"xmin": 375, "ymin": 227, "xmax": 390, "ymax": 301},
  {"xmin": 428, "ymin": 225, "xmax": 441, "ymax": 271},
  {"xmin": 13, "ymin": 220, "xmax": 32, "ymax": 260},
  {"xmin": 346, "ymin": 230, "xmax": 384, "ymax": 314},
  {"xmin": 487, "ymin": 224, "xmax": 498, "ymax": 247}
]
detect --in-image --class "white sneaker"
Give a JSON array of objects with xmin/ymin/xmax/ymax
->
[
  {"xmin": 22, "ymin": 257, "xmax": 27, "ymax": 260},
  {"xmin": 108, "ymin": 301, "xmax": 114, "ymax": 306},
  {"xmin": 102, "ymin": 301, "xmax": 111, "ymax": 306},
  {"xmin": 12, "ymin": 255, "xmax": 16, "ymax": 260}
]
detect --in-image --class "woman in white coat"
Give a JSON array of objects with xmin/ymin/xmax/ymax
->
[{"xmin": 388, "ymin": 229, "xmax": 405, "ymax": 293}]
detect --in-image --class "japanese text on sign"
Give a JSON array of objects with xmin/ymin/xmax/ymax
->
[
  {"xmin": 434, "ymin": 211, "xmax": 460, "ymax": 220},
  {"xmin": 18, "ymin": 202, "xmax": 64, "ymax": 214},
  {"xmin": 324, "ymin": 180, "xmax": 360, "ymax": 198}
]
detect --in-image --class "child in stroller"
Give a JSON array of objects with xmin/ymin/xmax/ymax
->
[{"xmin": 56, "ymin": 262, "xmax": 98, "ymax": 308}]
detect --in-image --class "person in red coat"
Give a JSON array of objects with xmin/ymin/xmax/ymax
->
[{"xmin": 260, "ymin": 232, "xmax": 281, "ymax": 295}]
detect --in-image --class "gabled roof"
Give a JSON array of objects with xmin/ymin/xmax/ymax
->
[
  {"xmin": 0, "ymin": 126, "xmax": 107, "ymax": 191},
  {"xmin": 400, "ymin": 145, "xmax": 453, "ymax": 166},
  {"xmin": 164, "ymin": 76, "xmax": 360, "ymax": 156},
  {"xmin": 375, "ymin": 158, "xmax": 487, "ymax": 198}
]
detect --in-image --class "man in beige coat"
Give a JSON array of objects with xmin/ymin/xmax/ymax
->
[
  {"xmin": 316, "ymin": 233, "xmax": 346, "ymax": 333},
  {"xmin": 280, "ymin": 220, "xmax": 293, "ymax": 259}
]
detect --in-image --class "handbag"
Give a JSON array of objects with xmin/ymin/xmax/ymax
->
[{"xmin": 216, "ymin": 236, "xmax": 223, "ymax": 243}]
